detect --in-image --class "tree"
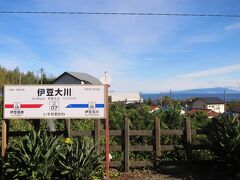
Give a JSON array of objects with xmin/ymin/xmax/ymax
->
[
  {"xmin": 226, "ymin": 101, "xmax": 240, "ymax": 113},
  {"xmin": 161, "ymin": 96, "xmax": 173, "ymax": 106},
  {"xmin": 0, "ymin": 66, "xmax": 55, "ymax": 85},
  {"xmin": 157, "ymin": 102, "xmax": 185, "ymax": 129},
  {"xmin": 189, "ymin": 111, "xmax": 209, "ymax": 128},
  {"xmin": 144, "ymin": 98, "xmax": 154, "ymax": 105}
]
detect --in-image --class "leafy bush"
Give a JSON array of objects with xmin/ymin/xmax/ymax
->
[
  {"xmin": 127, "ymin": 104, "xmax": 155, "ymax": 130},
  {"xmin": 157, "ymin": 102, "xmax": 185, "ymax": 129},
  {"xmin": 71, "ymin": 119, "xmax": 94, "ymax": 131},
  {"xmin": 109, "ymin": 103, "xmax": 126, "ymax": 130},
  {"xmin": 189, "ymin": 111, "xmax": 210, "ymax": 129},
  {"xmin": 108, "ymin": 103, "xmax": 188, "ymax": 162},
  {"xmin": 3, "ymin": 130, "xmax": 103, "ymax": 179},
  {"xmin": 205, "ymin": 113, "xmax": 240, "ymax": 171},
  {"xmin": 3, "ymin": 130, "xmax": 62, "ymax": 179},
  {"xmin": 56, "ymin": 138, "xmax": 102, "ymax": 179}
]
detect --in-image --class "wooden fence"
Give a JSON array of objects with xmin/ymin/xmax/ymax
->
[
  {"xmin": 70, "ymin": 117, "xmax": 209, "ymax": 171},
  {"xmin": 6, "ymin": 117, "xmax": 209, "ymax": 172}
]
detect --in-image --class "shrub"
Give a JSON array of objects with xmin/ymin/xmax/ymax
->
[
  {"xmin": 189, "ymin": 111, "xmax": 210, "ymax": 129},
  {"xmin": 205, "ymin": 113, "xmax": 240, "ymax": 171},
  {"xmin": 109, "ymin": 103, "xmax": 126, "ymax": 130},
  {"xmin": 3, "ymin": 130, "xmax": 104, "ymax": 179},
  {"xmin": 127, "ymin": 104, "xmax": 155, "ymax": 130},
  {"xmin": 57, "ymin": 138, "xmax": 102, "ymax": 180},
  {"xmin": 3, "ymin": 130, "xmax": 62, "ymax": 179}
]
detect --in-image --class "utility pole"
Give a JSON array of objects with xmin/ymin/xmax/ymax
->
[
  {"xmin": 160, "ymin": 93, "xmax": 163, "ymax": 107},
  {"xmin": 19, "ymin": 72, "xmax": 21, "ymax": 85},
  {"xmin": 224, "ymin": 90, "xmax": 226, "ymax": 111},
  {"xmin": 139, "ymin": 91, "xmax": 142, "ymax": 107},
  {"xmin": 40, "ymin": 68, "xmax": 44, "ymax": 84}
]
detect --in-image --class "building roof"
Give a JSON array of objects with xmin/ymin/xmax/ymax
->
[
  {"xmin": 109, "ymin": 92, "xmax": 141, "ymax": 103},
  {"xmin": 149, "ymin": 105, "xmax": 159, "ymax": 110},
  {"xmin": 194, "ymin": 97, "xmax": 224, "ymax": 104},
  {"xmin": 53, "ymin": 72, "xmax": 102, "ymax": 85},
  {"xmin": 149, "ymin": 105, "xmax": 160, "ymax": 111},
  {"xmin": 187, "ymin": 108, "xmax": 220, "ymax": 117}
]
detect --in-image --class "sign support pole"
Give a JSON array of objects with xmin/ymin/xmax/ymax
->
[
  {"xmin": 2, "ymin": 86, "xmax": 7, "ymax": 159},
  {"xmin": 2, "ymin": 119, "xmax": 7, "ymax": 159},
  {"xmin": 2, "ymin": 119, "xmax": 7, "ymax": 180},
  {"xmin": 104, "ymin": 84, "xmax": 109, "ymax": 180}
]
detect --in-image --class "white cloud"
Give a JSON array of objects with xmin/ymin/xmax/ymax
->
[
  {"xmin": 133, "ymin": 64, "xmax": 240, "ymax": 92},
  {"xmin": 58, "ymin": 43, "xmax": 137, "ymax": 82},
  {"xmin": 224, "ymin": 22, "xmax": 240, "ymax": 31},
  {"xmin": 144, "ymin": 57, "xmax": 166, "ymax": 63},
  {"xmin": 185, "ymin": 34, "xmax": 220, "ymax": 44},
  {"xmin": 137, "ymin": 77, "xmax": 240, "ymax": 93},
  {"xmin": 0, "ymin": 57, "xmax": 20, "ymax": 70},
  {"xmin": 0, "ymin": 34, "xmax": 39, "ymax": 60},
  {"xmin": 0, "ymin": 35, "xmax": 21, "ymax": 46},
  {"xmin": 208, "ymin": 80, "xmax": 240, "ymax": 90},
  {"xmin": 1, "ymin": 0, "xmax": 240, "ymax": 92},
  {"xmin": 178, "ymin": 64, "xmax": 240, "ymax": 79}
]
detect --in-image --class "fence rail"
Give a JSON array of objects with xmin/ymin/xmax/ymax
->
[{"xmin": 5, "ymin": 117, "xmax": 211, "ymax": 171}]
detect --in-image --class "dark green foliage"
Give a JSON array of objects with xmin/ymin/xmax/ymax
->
[
  {"xmin": 156, "ymin": 103, "xmax": 187, "ymax": 161},
  {"xmin": 226, "ymin": 101, "xmax": 240, "ymax": 113},
  {"xmin": 108, "ymin": 102, "xmax": 188, "ymax": 162},
  {"xmin": 157, "ymin": 102, "xmax": 185, "ymax": 129},
  {"xmin": 161, "ymin": 96, "xmax": 173, "ymax": 106},
  {"xmin": 4, "ymin": 94, "xmax": 240, "ymax": 176},
  {"xmin": 127, "ymin": 104, "xmax": 155, "ymax": 130},
  {"xmin": 22, "ymin": 71, "xmax": 38, "ymax": 84},
  {"xmin": 0, "ymin": 103, "xmax": 2, "ymax": 120},
  {"xmin": 42, "ymin": 73, "xmax": 55, "ymax": 84},
  {"xmin": 3, "ymin": 130, "xmax": 62, "ymax": 179},
  {"xmin": 109, "ymin": 103, "xmax": 126, "ymax": 129},
  {"xmin": 205, "ymin": 113, "xmax": 240, "ymax": 171},
  {"xmin": 145, "ymin": 98, "xmax": 154, "ymax": 105},
  {"xmin": 71, "ymin": 119, "xmax": 94, "ymax": 130},
  {"xmin": 189, "ymin": 111, "xmax": 209, "ymax": 129},
  {"xmin": 0, "ymin": 65, "xmax": 54, "ymax": 86},
  {"xmin": 143, "ymin": 96, "xmax": 174, "ymax": 106},
  {"xmin": 57, "ymin": 138, "xmax": 102, "ymax": 180},
  {"xmin": 3, "ymin": 130, "xmax": 103, "ymax": 179}
]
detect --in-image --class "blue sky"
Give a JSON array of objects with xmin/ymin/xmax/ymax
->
[{"xmin": 0, "ymin": 0, "xmax": 240, "ymax": 92}]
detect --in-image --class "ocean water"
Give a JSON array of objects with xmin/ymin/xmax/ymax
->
[{"xmin": 142, "ymin": 93, "xmax": 240, "ymax": 102}]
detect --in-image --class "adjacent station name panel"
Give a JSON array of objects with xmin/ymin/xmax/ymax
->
[{"xmin": 3, "ymin": 85, "xmax": 105, "ymax": 119}]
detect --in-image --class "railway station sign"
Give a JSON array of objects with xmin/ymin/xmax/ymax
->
[{"xmin": 3, "ymin": 85, "xmax": 105, "ymax": 119}]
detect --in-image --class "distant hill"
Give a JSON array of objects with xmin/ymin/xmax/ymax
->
[{"xmin": 177, "ymin": 87, "xmax": 240, "ymax": 93}]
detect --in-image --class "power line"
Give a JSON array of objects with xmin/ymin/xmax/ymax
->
[{"xmin": 0, "ymin": 11, "xmax": 239, "ymax": 17}]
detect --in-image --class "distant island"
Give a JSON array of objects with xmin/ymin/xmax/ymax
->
[
  {"xmin": 142, "ymin": 87, "xmax": 240, "ymax": 101},
  {"xmin": 176, "ymin": 87, "xmax": 240, "ymax": 94}
]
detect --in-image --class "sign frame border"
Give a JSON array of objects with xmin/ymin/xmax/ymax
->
[{"xmin": 3, "ymin": 84, "xmax": 106, "ymax": 119}]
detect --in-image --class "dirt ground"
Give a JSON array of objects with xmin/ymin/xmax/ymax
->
[
  {"xmin": 110, "ymin": 163, "xmax": 240, "ymax": 180},
  {"xmin": 116, "ymin": 172, "xmax": 181, "ymax": 180},
  {"xmin": 111, "ymin": 168, "xmax": 186, "ymax": 180}
]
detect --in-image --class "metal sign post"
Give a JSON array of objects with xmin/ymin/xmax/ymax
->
[
  {"xmin": 101, "ymin": 72, "xmax": 111, "ymax": 180},
  {"xmin": 2, "ymin": 87, "xmax": 7, "ymax": 159},
  {"xmin": 1, "ymin": 119, "xmax": 7, "ymax": 158}
]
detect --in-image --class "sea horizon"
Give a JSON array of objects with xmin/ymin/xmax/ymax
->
[{"xmin": 142, "ymin": 92, "xmax": 240, "ymax": 102}]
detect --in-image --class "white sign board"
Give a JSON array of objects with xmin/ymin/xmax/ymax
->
[{"xmin": 3, "ymin": 85, "xmax": 105, "ymax": 119}]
